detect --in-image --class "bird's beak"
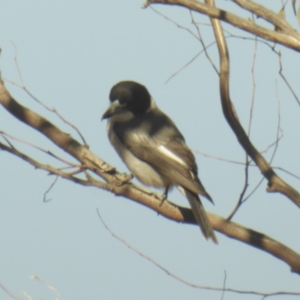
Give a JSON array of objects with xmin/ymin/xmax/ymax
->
[{"xmin": 101, "ymin": 100, "xmax": 124, "ymax": 120}]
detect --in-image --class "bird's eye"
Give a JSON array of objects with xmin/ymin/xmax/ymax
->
[
  {"xmin": 118, "ymin": 100, "xmax": 127, "ymax": 107},
  {"xmin": 118, "ymin": 91, "xmax": 131, "ymax": 105}
]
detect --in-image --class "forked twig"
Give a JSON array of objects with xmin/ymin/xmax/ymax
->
[{"xmin": 4, "ymin": 44, "xmax": 88, "ymax": 146}]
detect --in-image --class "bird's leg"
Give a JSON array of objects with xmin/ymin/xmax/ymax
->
[{"xmin": 159, "ymin": 186, "xmax": 169, "ymax": 207}]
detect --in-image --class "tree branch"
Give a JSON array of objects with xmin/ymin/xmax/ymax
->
[
  {"xmin": 144, "ymin": 0, "xmax": 300, "ymax": 52},
  {"xmin": 1, "ymin": 81, "xmax": 300, "ymax": 275},
  {"xmin": 232, "ymin": 0, "xmax": 298, "ymax": 38},
  {"xmin": 144, "ymin": 0, "xmax": 300, "ymax": 208},
  {"xmin": 208, "ymin": 0, "xmax": 300, "ymax": 209}
]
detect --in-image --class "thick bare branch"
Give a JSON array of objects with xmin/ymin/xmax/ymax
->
[
  {"xmin": 0, "ymin": 82, "xmax": 116, "ymax": 180},
  {"xmin": 232, "ymin": 0, "xmax": 299, "ymax": 38},
  {"xmin": 1, "ymin": 82, "xmax": 300, "ymax": 275},
  {"xmin": 145, "ymin": 0, "xmax": 300, "ymax": 208},
  {"xmin": 206, "ymin": 0, "xmax": 300, "ymax": 208},
  {"xmin": 144, "ymin": 0, "xmax": 300, "ymax": 52},
  {"xmin": 1, "ymin": 141, "xmax": 300, "ymax": 275},
  {"xmin": 211, "ymin": 214, "xmax": 300, "ymax": 275}
]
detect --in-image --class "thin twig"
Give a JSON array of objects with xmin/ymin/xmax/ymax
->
[
  {"xmin": 227, "ymin": 30, "xmax": 258, "ymax": 219},
  {"xmin": 273, "ymin": 167, "xmax": 300, "ymax": 180},
  {"xmin": 190, "ymin": 10, "xmax": 219, "ymax": 75},
  {"xmin": 0, "ymin": 131, "xmax": 79, "ymax": 168},
  {"xmin": 227, "ymin": 155, "xmax": 250, "ymax": 220},
  {"xmin": 244, "ymin": 79, "xmax": 284, "ymax": 204},
  {"xmin": 0, "ymin": 282, "xmax": 25, "ymax": 300},
  {"xmin": 4, "ymin": 77, "xmax": 89, "ymax": 145},
  {"xmin": 277, "ymin": 51, "xmax": 300, "ymax": 107},
  {"xmin": 165, "ymin": 50, "xmax": 204, "ymax": 84},
  {"xmin": 243, "ymin": 177, "xmax": 265, "ymax": 203},
  {"xmin": 4, "ymin": 44, "xmax": 88, "ymax": 145},
  {"xmin": 11, "ymin": 42, "xmax": 24, "ymax": 84},
  {"xmin": 260, "ymin": 133, "xmax": 283, "ymax": 155},
  {"xmin": 43, "ymin": 176, "xmax": 58, "ymax": 202},
  {"xmin": 193, "ymin": 131, "xmax": 283, "ymax": 166},
  {"xmin": 150, "ymin": 6, "xmax": 199, "ymax": 40},
  {"xmin": 248, "ymin": 31, "xmax": 258, "ymax": 137},
  {"xmin": 97, "ymin": 209, "xmax": 300, "ymax": 297},
  {"xmin": 220, "ymin": 270, "xmax": 227, "ymax": 300},
  {"xmin": 30, "ymin": 275, "xmax": 61, "ymax": 300},
  {"xmin": 150, "ymin": 7, "xmax": 218, "ymax": 84},
  {"xmin": 270, "ymin": 80, "xmax": 282, "ymax": 164},
  {"xmin": 192, "ymin": 149, "xmax": 246, "ymax": 165}
]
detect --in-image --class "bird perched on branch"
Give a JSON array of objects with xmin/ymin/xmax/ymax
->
[{"xmin": 102, "ymin": 81, "xmax": 217, "ymax": 243}]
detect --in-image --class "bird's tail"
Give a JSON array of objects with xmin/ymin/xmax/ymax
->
[{"xmin": 181, "ymin": 187, "xmax": 218, "ymax": 244}]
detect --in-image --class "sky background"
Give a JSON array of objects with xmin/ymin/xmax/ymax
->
[{"xmin": 0, "ymin": 0, "xmax": 300, "ymax": 299}]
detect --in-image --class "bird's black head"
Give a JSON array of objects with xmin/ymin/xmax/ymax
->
[{"xmin": 109, "ymin": 81, "xmax": 151, "ymax": 116}]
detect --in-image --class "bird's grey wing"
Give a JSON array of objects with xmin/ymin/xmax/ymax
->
[{"xmin": 122, "ymin": 130, "xmax": 212, "ymax": 201}]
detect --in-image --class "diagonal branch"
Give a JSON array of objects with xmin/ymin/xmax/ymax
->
[
  {"xmin": 145, "ymin": 0, "xmax": 300, "ymax": 208},
  {"xmin": 1, "ymin": 81, "xmax": 300, "ymax": 275},
  {"xmin": 203, "ymin": 0, "xmax": 300, "ymax": 208},
  {"xmin": 232, "ymin": 0, "xmax": 299, "ymax": 38},
  {"xmin": 143, "ymin": 0, "xmax": 300, "ymax": 52}
]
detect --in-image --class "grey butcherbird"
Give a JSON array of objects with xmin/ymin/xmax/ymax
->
[{"xmin": 102, "ymin": 81, "xmax": 217, "ymax": 243}]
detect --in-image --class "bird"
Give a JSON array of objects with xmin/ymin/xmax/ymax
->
[{"xmin": 102, "ymin": 81, "xmax": 217, "ymax": 243}]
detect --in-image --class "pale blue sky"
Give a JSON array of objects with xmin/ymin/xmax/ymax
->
[{"xmin": 0, "ymin": 0, "xmax": 300, "ymax": 299}]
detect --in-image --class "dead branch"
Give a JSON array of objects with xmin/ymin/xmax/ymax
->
[
  {"xmin": 1, "ymin": 82, "xmax": 300, "ymax": 275},
  {"xmin": 143, "ymin": 0, "xmax": 300, "ymax": 52},
  {"xmin": 206, "ymin": 0, "xmax": 300, "ymax": 208},
  {"xmin": 145, "ymin": 0, "xmax": 300, "ymax": 208},
  {"xmin": 232, "ymin": 0, "xmax": 298, "ymax": 37}
]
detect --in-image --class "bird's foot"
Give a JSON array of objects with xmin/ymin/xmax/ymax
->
[
  {"xmin": 149, "ymin": 191, "xmax": 167, "ymax": 205},
  {"xmin": 101, "ymin": 162, "xmax": 116, "ymax": 173},
  {"xmin": 159, "ymin": 186, "xmax": 169, "ymax": 207},
  {"xmin": 115, "ymin": 173, "xmax": 133, "ymax": 186},
  {"xmin": 158, "ymin": 193, "xmax": 167, "ymax": 207}
]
